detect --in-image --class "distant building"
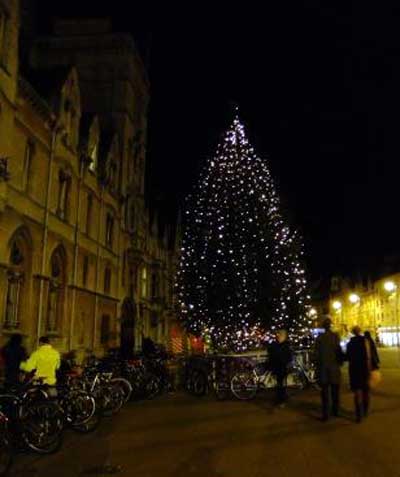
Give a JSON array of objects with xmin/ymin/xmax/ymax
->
[
  {"xmin": 0, "ymin": 1, "xmax": 182, "ymax": 357},
  {"xmin": 314, "ymin": 273, "xmax": 400, "ymax": 346}
]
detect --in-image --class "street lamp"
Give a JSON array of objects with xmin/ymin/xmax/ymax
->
[
  {"xmin": 383, "ymin": 280, "xmax": 399, "ymax": 358},
  {"xmin": 349, "ymin": 293, "xmax": 360, "ymax": 304},
  {"xmin": 384, "ymin": 281, "xmax": 397, "ymax": 293},
  {"xmin": 332, "ymin": 300, "xmax": 342, "ymax": 311}
]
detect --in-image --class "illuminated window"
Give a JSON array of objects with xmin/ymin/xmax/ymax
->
[
  {"xmin": 141, "ymin": 267, "xmax": 148, "ymax": 298},
  {"xmin": 86, "ymin": 194, "xmax": 93, "ymax": 235},
  {"xmin": 88, "ymin": 143, "xmax": 98, "ymax": 172}
]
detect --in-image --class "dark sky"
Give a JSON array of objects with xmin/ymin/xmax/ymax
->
[{"xmin": 37, "ymin": 1, "xmax": 400, "ymax": 281}]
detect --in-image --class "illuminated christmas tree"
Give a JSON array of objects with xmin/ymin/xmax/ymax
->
[{"xmin": 176, "ymin": 112, "xmax": 312, "ymax": 351}]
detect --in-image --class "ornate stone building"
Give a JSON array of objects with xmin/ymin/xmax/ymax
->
[{"xmin": 0, "ymin": 1, "xmax": 179, "ymax": 357}]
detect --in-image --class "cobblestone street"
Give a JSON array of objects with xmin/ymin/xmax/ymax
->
[{"xmin": 7, "ymin": 349, "xmax": 400, "ymax": 477}]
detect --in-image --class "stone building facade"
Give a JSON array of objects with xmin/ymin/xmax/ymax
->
[{"xmin": 0, "ymin": 1, "xmax": 179, "ymax": 358}]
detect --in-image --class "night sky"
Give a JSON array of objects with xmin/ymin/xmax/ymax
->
[{"xmin": 37, "ymin": 1, "xmax": 400, "ymax": 282}]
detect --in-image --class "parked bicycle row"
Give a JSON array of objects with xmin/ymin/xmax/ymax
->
[{"xmin": 0, "ymin": 335, "xmax": 173, "ymax": 475}]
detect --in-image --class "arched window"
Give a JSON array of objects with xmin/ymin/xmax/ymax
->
[
  {"xmin": 47, "ymin": 246, "xmax": 66, "ymax": 333},
  {"xmin": 105, "ymin": 213, "xmax": 114, "ymax": 249},
  {"xmin": 104, "ymin": 267, "xmax": 111, "ymax": 295},
  {"xmin": 4, "ymin": 230, "xmax": 31, "ymax": 329},
  {"xmin": 86, "ymin": 193, "xmax": 93, "ymax": 235},
  {"xmin": 57, "ymin": 169, "xmax": 71, "ymax": 221},
  {"xmin": 88, "ymin": 143, "xmax": 98, "ymax": 172},
  {"xmin": 141, "ymin": 266, "xmax": 148, "ymax": 299}
]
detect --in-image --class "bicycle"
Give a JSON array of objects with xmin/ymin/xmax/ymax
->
[{"xmin": 231, "ymin": 360, "xmax": 275, "ymax": 400}]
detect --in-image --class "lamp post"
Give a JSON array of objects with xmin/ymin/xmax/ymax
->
[{"xmin": 383, "ymin": 280, "xmax": 399, "ymax": 361}]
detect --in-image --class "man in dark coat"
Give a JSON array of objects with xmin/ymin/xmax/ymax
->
[
  {"xmin": 268, "ymin": 329, "xmax": 292, "ymax": 407},
  {"xmin": 2, "ymin": 334, "xmax": 27, "ymax": 388},
  {"xmin": 315, "ymin": 318, "xmax": 344, "ymax": 421}
]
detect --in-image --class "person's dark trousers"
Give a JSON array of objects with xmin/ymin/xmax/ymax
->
[
  {"xmin": 321, "ymin": 383, "xmax": 340, "ymax": 419},
  {"xmin": 354, "ymin": 388, "xmax": 369, "ymax": 421},
  {"xmin": 275, "ymin": 372, "xmax": 288, "ymax": 404}
]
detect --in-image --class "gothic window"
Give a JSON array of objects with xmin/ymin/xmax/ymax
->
[
  {"xmin": 130, "ymin": 203, "xmax": 135, "ymax": 231},
  {"xmin": 88, "ymin": 143, "xmax": 98, "ymax": 172},
  {"xmin": 23, "ymin": 140, "xmax": 34, "ymax": 190},
  {"xmin": 86, "ymin": 193, "xmax": 93, "ymax": 235},
  {"xmin": 82, "ymin": 255, "xmax": 89, "ymax": 288},
  {"xmin": 129, "ymin": 267, "xmax": 136, "ymax": 299},
  {"xmin": 47, "ymin": 247, "xmax": 66, "ymax": 333},
  {"xmin": 141, "ymin": 266, "xmax": 148, "ymax": 299},
  {"xmin": 105, "ymin": 213, "xmax": 114, "ymax": 249},
  {"xmin": 109, "ymin": 161, "xmax": 117, "ymax": 191},
  {"xmin": 104, "ymin": 267, "xmax": 111, "ymax": 294},
  {"xmin": 57, "ymin": 170, "xmax": 71, "ymax": 220},
  {"xmin": 151, "ymin": 272, "xmax": 159, "ymax": 299},
  {"xmin": 100, "ymin": 314, "xmax": 110, "ymax": 344},
  {"xmin": 122, "ymin": 251, "xmax": 126, "ymax": 287},
  {"xmin": 4, "ymin": 234, "xmax": 29, "ymax": 329},
  {"xmin": 0, "ymin": 8, "xmax": 10, "ymax": 69}
]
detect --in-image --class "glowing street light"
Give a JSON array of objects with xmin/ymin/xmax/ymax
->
[
  {"xmin": 384, "ymin": 281, "xmax": 397, "ymax": 293},
  {"xmin": 349, "ymin": 293, "xmax": 360, "ymax": 304},
  {"xmin": 332, "ymin": 300, "xmax": 342, "ymax": 311}
]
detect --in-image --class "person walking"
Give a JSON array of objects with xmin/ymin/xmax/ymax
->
[
  {"xmin": 315, "ymin": 317, "xmax": 344, "ymax": 421},
  {"xmin": 1, "ymin": 334, "xmax": 27, "ymax": 388},
  {"xmin": 268, "ymin": 329, "xmax": 292, "ymax": 407},
  {"xmin": 364, "ymin": 330, "xmax": 380, "ymax": 370},
  {"xmin": 20, "ymin": 336, "xmax": 60, "ymax": 386},
  {"xmin": 346, "ymin": 326, "xmax": 378, "ymax": 422}
]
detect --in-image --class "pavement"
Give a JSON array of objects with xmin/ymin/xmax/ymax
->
[{"xmin": 9, "ymin": 348, "xmax": 400, "ymax": 477}]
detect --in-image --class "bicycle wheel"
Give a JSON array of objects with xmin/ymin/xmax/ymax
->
[
  {"xmin": 111, "ymin": 378, "xmax": 133, "ymax": 403},
  {"xmin": 72, "ymin": 411, "xmax": 101, "ymax": 433},
  {"xmin": 145, "ymin": 374, "xmax": 161, "ymax": 400},
  {"xmin": 191, "ymin": 370, "xmax": 207, "ymax": 397},
  {"xmin": 61, "ymin": 390, "xmax": 96, "ymax": 426},
  {"xmin": 231, "ymin": 372, "xmax": 257, "ymax": 400},
  {"xmin": 21, "ymin": 401, "xmax": 64, "ymax": 454},
  {"xmin": 101, "ymin": 384, "xmax": 124, "ymax": 416},
  {"xmin": 214, "ymin": 381, "xmax": 230, "ymax": 401}
]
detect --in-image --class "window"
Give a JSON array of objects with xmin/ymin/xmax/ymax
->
[
  {"xmin": 86, "ymin": 194, "xmax": 93, "ymax": 235},
  {"xmin": 100, "ymin": 314, "xmax": 111, "ymax": 344},
  {"xmin": 129, "ymin": 267, "xmax": 136, "ymax": 299},
  {"xmin": 57, "ymin": 170, "xmax": 70, "ymax": 220},
  {"xmin": 4, "ymin": 232, "xmax": 30, "ymax": 330},
  {"xmin": 4, "ymin": 271, "xmax": 23, "ymax": 329},
  {"xmin": 47, "ymin": 247, "xmax": 66, "ymax": 333},
  {"xmin": 105, "ymin": 213, "xmax": 114, "ymax": 248},
  {"xmin": 151, "ymin": 272, "xmax": 159, "ymax": 299},
  {"xmin": 130, "ymin": 203, "xmax": 135, "ymax": 231},
  {"xmin": 82, "ymin": 255, "xmax": 89, "ymax": 288},
  {"xmin": 0, "ymin": 9, "xmax": 9, "ymax": 69},
  {"xmin": 109, "ymin": 161, "xmax": 117, "ymax": 191},
  {"xmin": 104, "ymin": 267, "xmax": 111, "ymax": 294},
  {"xmin": 88, "ymin": 143, "xmax": 98, "ymax": 172},
  {"xmin": 23, "ymin": 140, "xmax": 34, "ymax": 189},
  {"xmin": 141, "ymin": 267, "xmax": 148, "ymax": 299}
]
